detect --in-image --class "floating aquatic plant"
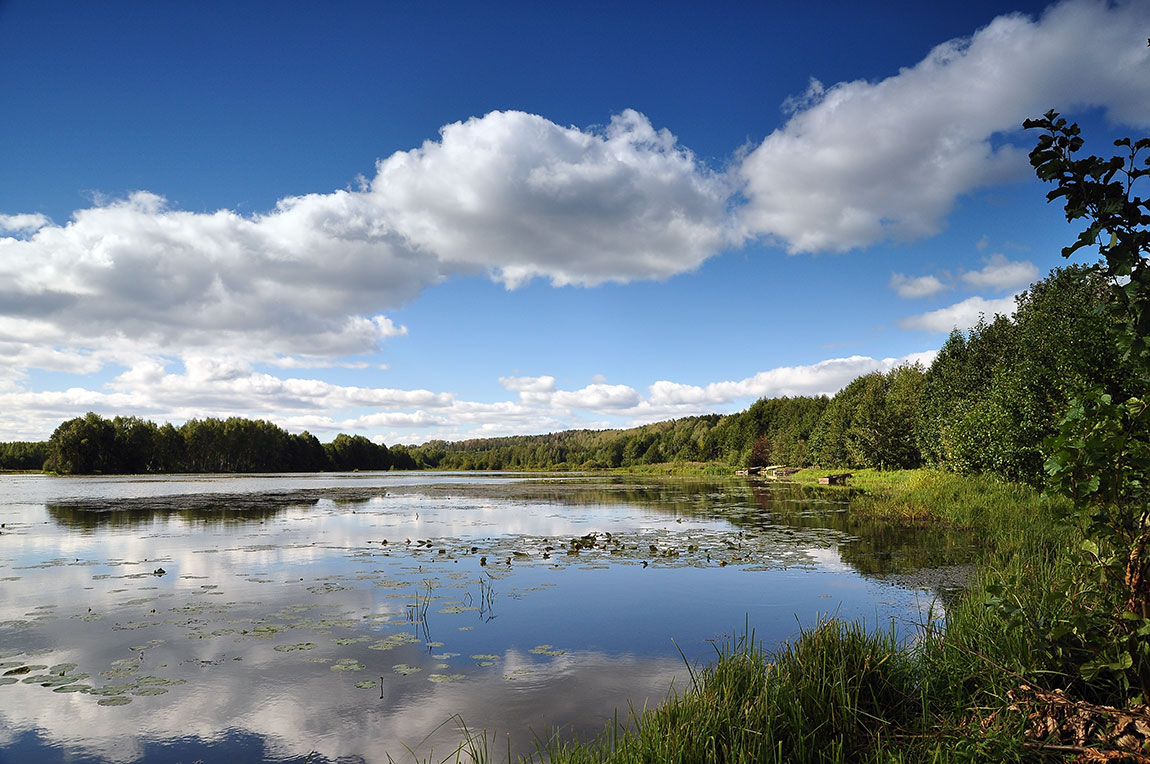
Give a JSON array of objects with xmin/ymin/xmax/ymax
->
[
  {"xmin": 392, "ymin": 664, "xmax": 421, "ymax": 675},
  {"xmin": 273, "ymin": 642, "xmax": 316, "ymax": 652},
  {"xmin": 529, "ymin": 645, "xmax": 566, "ymax": 656},
  {"xmin": 96, "ymin": 696, "xmax": 131, "ymax": 706}
]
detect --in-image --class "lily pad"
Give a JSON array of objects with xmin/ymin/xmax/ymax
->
[
  {"xmin": 274, "ymin": 642, "xmax": 317, "ymax": 652},
  {"xmin": 97, "ymin": 696, "xmax": 132, "ymax": 706},
  {"xmin": 331, "ymin": 659, "xmax": 365, "ymax": 671},
  {"xmin": 39, "ymin": 673, "xmax": 89, "ymax": 687},
  {"xmin": 529, "ymin": 645, "xmax": 566, "ymax": 656},
  {"xmin": 392, "ymin": 664, "xmax": 421, "ymax": 675},
  {"xmin": 354, "ymin": 680, "xmax": 377, "ymax": 689},
  {"xmin": 428, "ymin": 673, "xmax": 465, "ymax": 683},
  {"xmin": 332, "ymin": 637, "xmax": 369, "ymax": 645}
]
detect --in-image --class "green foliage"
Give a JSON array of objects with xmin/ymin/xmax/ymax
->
[
  {"xmin": 1025, "ymin": 111, "xmax": 1150, "ymax": 367},
  {"xmin": 810, "ymin": 366, "xmax": 925, "ymax": 470},
  {"xmin": 324, "ymin": 433, "xmax": 391, "ymax": 471},
  {"xmin": 44, "ymin": 412, "xmax": 117, "ymax": 474},
  {"xmin": 401, "ymin": 399, "xmax": 828, "ymax": 472},
  {"xmin": 913, "ymin": 265, "xmax": 1130, "ymax": 484},
  {"xmin": 39, "ymin": 412, "xmax": 397, "ymax": 475},
  {"xmin": 0, "ymin": 440, "xmax": 49, "ymax": 470},
  {"xmin": 1005, "ymin": 113, "xmax": 1150, "ymax": 705}
]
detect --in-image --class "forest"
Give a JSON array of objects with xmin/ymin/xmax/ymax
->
[{"xmin": 0, "ymin": 259, "xmax": 1133, "ymax": 489}]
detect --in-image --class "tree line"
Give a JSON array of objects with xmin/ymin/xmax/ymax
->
[
  {"xmin": 0, "ymin": 261, "xmax": 1132, "ymax": 485},
  {"xmin": 6, "ymin": 414, "xmax": 419, "ymax": 474}
]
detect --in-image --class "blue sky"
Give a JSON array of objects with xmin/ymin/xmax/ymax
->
[{"xmin": 0, "ymin": 0, "xmax": 1147, "ymax": 444}]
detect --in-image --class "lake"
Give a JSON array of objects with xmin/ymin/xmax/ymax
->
[{"xmin": 0, "ymin": 472, "xmax": 971, "ymax": 763}]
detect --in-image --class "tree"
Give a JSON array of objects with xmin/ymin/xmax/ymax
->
[
  {"xmin": 45, "ymin": 412, "xmax": 117, "ymax": 474},
  {"xmin": 1024, "ymin": 112, "xmax": 1150, "ymax": 702}
]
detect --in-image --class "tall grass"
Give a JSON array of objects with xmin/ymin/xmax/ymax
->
[{"xmin": 520, "ymin": 621, "xmax": 918, "ymax": 764}]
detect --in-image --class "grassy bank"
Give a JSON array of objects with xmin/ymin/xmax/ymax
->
[{"xmin": 437, "ymin": 469, "xmax": 1128, "ymax": 763}]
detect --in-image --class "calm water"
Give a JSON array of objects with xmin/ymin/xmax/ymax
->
[{"xmin": 0, "ymin": 473, "xmax": 970, "ymax": 763}]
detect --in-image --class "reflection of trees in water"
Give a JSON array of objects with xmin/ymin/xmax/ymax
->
[
  {"xmin": 387, "ymin": 476, "xmax": 765, "ymax": 519},
  {"xmin": 42, "ymin": 477, "xmax": 976, "ymax": 583},
  {"xmin": 747, "ymin": 483, "xmax": 977, "ymax": 577},
  {"xmin": 45, "ymin": 493, "xmax": 320, "ymax": 529}
]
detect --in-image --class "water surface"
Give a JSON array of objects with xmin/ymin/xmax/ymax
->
[{"xmin": 0, "ymin": 472, "xmax": 969, "ymax": 762}]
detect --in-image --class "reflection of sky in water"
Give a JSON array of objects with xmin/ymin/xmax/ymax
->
[{"xmin": 0, "ymin": 473, "xmax": 946, "ymax": 763}]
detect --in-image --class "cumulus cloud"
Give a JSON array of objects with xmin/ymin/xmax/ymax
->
[
  {"xmin": 889, "ymin": 273, "xmax": 948, "ymax": 299},
  {"xmin": 961, "ymin": 253, "xmax": 1039, "ymax": 289},
  {"xmin": 0, "ymin": 212, "xmax": 50, "ymax": 234},
  {"xmin": 0, "ymin": 191, "xmax": 433, "ymax": 361},
  {"xmin": 738, "ymin": 0, "xmax": 1150, "ymax": 253},
  {"xmin": 499, "ymin": 375, "xmax": 557, "ymax": 393},
  {"xmin": 0, "ymin": 110, "xmax": 730, "ymax": 372},
  {"xmin": 370, "ymin": 109, "xmax": 733, "ymax": 288},
  {"xmin": 899, "ymin": 294, "xmax": 1018, "ymax": 332},
  {"xmin": 644, "ymin": 351, "xmax": 936, "ymax": 410}
]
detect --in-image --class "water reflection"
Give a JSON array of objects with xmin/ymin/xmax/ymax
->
[{"xmin": 0, "ymin": 473, "xmax": 962, "ymax": 762}]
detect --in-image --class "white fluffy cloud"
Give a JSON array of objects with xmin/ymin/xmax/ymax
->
[
  {"xmin": 738, "ymin": 0, "xmax": 1150, "ymax": 253},
  {"xmin": 889, "ymin": 273, "xmax": 948, "ymax": 299},
  {"xmin": 899, "ymin": 294, "xmax": 1018, "ymax": 333},
  {"xmin": 645, "ymin": 351, "xmax": 936, "ymax": 410},
  {"xmin": 961, "ymin": 254, "xmax": 1039, "ymax": 289},
  {"xmin": 0, "ymin": 212, "xmax": 50, "ymax": 234},
  {"xmin": 499, "ymin": 375, "xmax": 557, "ymax": 393},
  {"xmin": 0, "ymin": 110, "xmax": 729, "ymax": 371},
  {"xmin": 370, "ymin": 109, "xmax": 733, "ymax": 288}
]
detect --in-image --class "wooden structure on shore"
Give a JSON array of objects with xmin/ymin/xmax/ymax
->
[{"xmin": 818, "ymin": 473, "xmax": 852, "ymax": 486}]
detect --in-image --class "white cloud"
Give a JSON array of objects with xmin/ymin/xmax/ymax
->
[
  {"xmin": 550, "ymin": 383, "xmax": 642, "ymax": 410},
  {"xmin": 499, "ymin": 375, "xmax": 557, "ymax": 393},
  {"xmin": 265, "ymin": 357, "xmax": 374, "ymax": 370},
  {"xmin": 644, "ymin": 351, "xmax": 936, "ymax": 410},
  {"xmin": 899, "ymin": 294, "xmax": 1018, "ymax": 333},
  {"xmin": 370, "ymin": 109, "xmax": 733, "ymax": 288},
  {"xmin": 738, "ymin": 0, "xmax": 1150, "ymax": 253},
  {"xmin": 0, "ymin": 212, "xmax": 50, "ymax": 234},
  {"xmin": 889, "ymin": 273, "xmax": 947, "ymax": 299},
  {"xmin": 961, "ymin": 253, "xmax": 1038, "ymax": 289},
  {"xmin": 0, "ymin": 191, "xmax": 432, "ymax": 361},
  {"xmin": 0, "ymin": 110, "xmax": 731, "ymax": 375}
]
